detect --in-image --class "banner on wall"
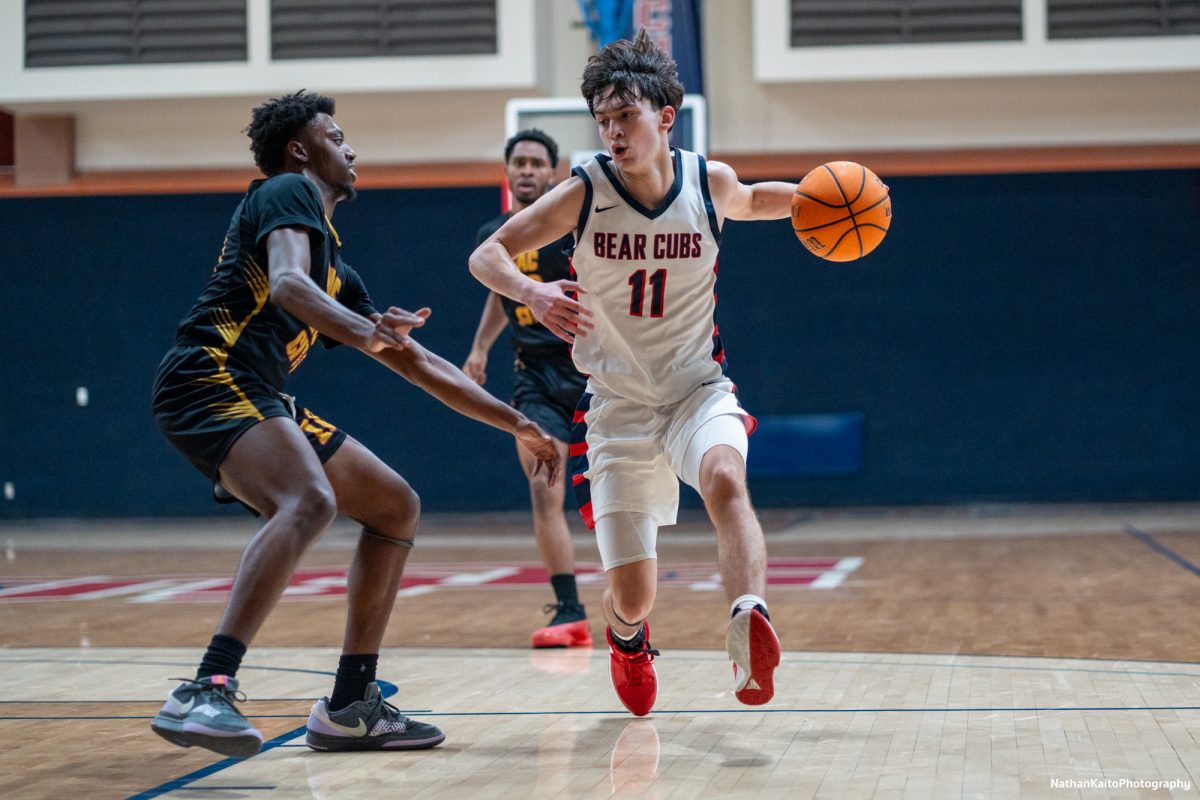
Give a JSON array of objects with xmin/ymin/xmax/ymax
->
[{"xmin": 577, "ymin": 0, "xmax": 704, "ymax": 94}]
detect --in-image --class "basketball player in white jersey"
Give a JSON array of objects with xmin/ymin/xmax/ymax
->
[{"xmin": 470, "ymin": 30, "xmax": 797, "ymax": 716}]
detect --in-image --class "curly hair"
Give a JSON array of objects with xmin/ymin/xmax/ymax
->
[
  {"xmin": 504, "ymin": 128, "xmax": 559, "ymax": 168},
  {"xmin": 580, "ymin": 29, "xmax": 683, "ymax": 115},
  {"xmin": 244, "ymin": 91, "xmax": 336, "ymax": 176}
]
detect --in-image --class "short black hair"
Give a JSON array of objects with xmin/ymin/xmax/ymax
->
[
  {"xmin": 504, "ymin": 128, "xmax": 559, "ymax": 168},
  {"xmin": 244, "ymin": 91, "xmax": 336, "ymax": 176},
  {"xmin": 580, "ymin": 29, "xmax": 683, "ymax": 115}
]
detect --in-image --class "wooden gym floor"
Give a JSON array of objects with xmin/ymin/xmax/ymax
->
[{"xmin": 2, "ymin": 503, "xmax": 1199, "ymax": 799}]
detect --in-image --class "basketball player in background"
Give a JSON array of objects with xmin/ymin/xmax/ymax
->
[
  {"xmin": 150, "ymin": 91, "xmax": 560, "ymax": 757},
  {"xmin": 463, "ymin": 129, "xmax": 591, "ymax": 649},
  {"xmin": 470, "ymin": 31, "xmax": 797, "ymax": 715}
]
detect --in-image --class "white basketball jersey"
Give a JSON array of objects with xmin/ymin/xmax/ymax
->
[{"xmin": 570, "ymin": 149, "xmax": 725, "ymax": 407}]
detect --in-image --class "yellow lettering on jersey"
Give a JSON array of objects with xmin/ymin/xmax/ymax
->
[
  {"xmin": 325, "ymin": 264, "xmax": 342, "ymax": 298},
  {"xmin": 515, "ymin": 306, "xmax": 535, "ymax": 326},
  {"xmin": 515, "ymin": 249, "xmax": 539, "ymax": 274},
  {"xmin": 299, "ymin": 409, "xmax": 336, "ymax": 445},
  {"xmin": 286, "ymin": 329, "xmax": 311, "ymax": 372}
]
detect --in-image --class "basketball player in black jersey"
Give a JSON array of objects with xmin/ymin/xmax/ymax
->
[
  {"xmin": 149, "ymin": 92, "xmax": 560, "ymax": 758},
  {"xmin": 463, "ymin": 130, "xmax": 591, "ymax": 649}
]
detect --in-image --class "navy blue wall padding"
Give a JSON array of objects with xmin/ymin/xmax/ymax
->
[
  {"xmin": 1, "ymin": 169, "xmax": 1198, "ymax": 518},
  {"xmin": 748, "ymin": 414, "xmax": 864, "ymax": 477}
]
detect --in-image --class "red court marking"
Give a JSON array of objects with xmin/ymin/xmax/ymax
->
[{"xmin": 0, "ymin": 558, "xmax": 862, "ymax": 602}]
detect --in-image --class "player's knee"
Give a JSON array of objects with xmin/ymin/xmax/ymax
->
[
  {"xmin": 699, "ymin": 458, "xmax": 748, "ymax": 505},
  {"xmin": 393, "ymin": 483, "xmax": 421, "ymax": 532},
  {"xmin": 611, "ymin": 591, "xmax": 654, "ymax": 625},
  {"xmin": 375, "ymin": 482, "xmax": 421, "ymax": 539},
  {"xmin": 285, "ymin": 484, "xmax": 337, "ymax": 537},
  {"xmin": 528, "ymin": 477, "xmax": 563, "ymax": 511}
]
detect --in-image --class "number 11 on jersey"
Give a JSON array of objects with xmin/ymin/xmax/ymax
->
[{"xmin": 628, "ymin": 268, "xmax": 666, "ymax": 318}]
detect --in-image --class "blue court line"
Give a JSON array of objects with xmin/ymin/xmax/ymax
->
[
  {"xmin": 1124, "ymin": 525, "xmax": 1200, "ymax": 577},
  {"xmin": 129, "ymin": 681, "xmax": 399, "ymax": 800},
  {"xmin": 127, "ymin": 725, "xmax": 306, "ymax": 800}
]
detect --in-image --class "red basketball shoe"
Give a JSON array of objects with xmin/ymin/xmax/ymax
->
[
  {"xmin": 531, "ymin": 601, "xmax": 593, "ymax": 648},
  {"xmin": 607, "ymin": 625, "xmax": 659, "ymax": 717},
  {"xmin": 725, "ymin": 606, "xmax": 780, "ymax": 705}
]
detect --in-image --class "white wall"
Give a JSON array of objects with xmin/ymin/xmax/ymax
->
[
  {"xmin": 4, "ymin": 0, "xmax": 1199, "ymax": 171},
  {"xmin": 708, "ymin": 0, "xmax": 1200, "ymax": 153}
]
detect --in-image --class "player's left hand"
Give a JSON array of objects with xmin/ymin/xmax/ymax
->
[
  {"xmin": 514, "ymin": 418, "xmax": 561, "ymax": 486},
  {"xmin": 370, "ymin": 307, "xmax": 431, "ymax": 350}
]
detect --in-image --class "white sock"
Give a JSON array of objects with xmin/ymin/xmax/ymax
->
[
  {"xmin": 611, "ymin": 623, "xmax": 644, "ymax": 642},
  {"xmin": 731, "ymin": 594, "xmax": 767, "ymax": 616}
]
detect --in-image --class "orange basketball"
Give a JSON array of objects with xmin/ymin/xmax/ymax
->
[{"xmin": 791, "ymin": 161, "xmax": 891, "ymax": 262}]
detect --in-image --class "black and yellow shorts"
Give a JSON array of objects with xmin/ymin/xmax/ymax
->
[
  {"xmin": 152, "ymin": 345, "xmax": 347, "ymax": 503},
  {"xmin": 511, "ymin": 349, "xmax": 587, "ymax": 444}
]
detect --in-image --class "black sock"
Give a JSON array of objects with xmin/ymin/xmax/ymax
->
[
  {"xmin": 196, "ymin": 634, "xmax": 247, "ymax": 681},
  {"xmin": 550, "ymin": 573, "xmax": 580, "ymax": 606},
  {"xmin": 329, "ymin": 654, "xmax": 379, "ymax": 712},
  {"xmin": 611, "ymin": 625, "xmax": 645, "ymax": 652}
]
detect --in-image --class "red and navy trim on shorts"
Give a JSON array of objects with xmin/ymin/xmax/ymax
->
[{"xmin": 569, "ymin": 391, "xmax": 595, "ymax": 529}]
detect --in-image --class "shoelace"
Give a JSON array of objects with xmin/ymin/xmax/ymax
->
[
  {"xmin": 617, "ymin": 642, "xmax": 660, "ymax": 686},
  {"xmin": 542, "ymin": 601, "xmax": 584, "ymax": 614},
  {"xmin": 615, "ymin": 641, "xmax": 660, "ymax": 662},
  {"xmin": 376, "ymin": 697, "xmax": 410, "ymax": 728},
  {"xmin": 167, "ymin": 676, "xmax": 248, "ymax": 704}
]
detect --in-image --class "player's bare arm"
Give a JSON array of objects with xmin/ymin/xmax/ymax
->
[
  {"xmin": 706, "ymin": 161, "xmax": 794, "ymax": 224},
  {"xmin": 463, "ymin": 292, "xmax": 507, "ymax": 385},
  {"xmin": 266, "ymin": 226, "xmax": 427, "ymax": 352},
  {"xmin": 375, "ymin": 340, "xmax": 562, "ymax": 484},
  {"xmin": 371, "ymin": 339, "xmax": 561, "ymax": 485},
  {"xmin": 469, "ymin": 178, "xmax": 594, "ymax": 342}
]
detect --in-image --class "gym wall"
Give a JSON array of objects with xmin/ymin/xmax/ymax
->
[{"xmin": 0, "ymin": 167, "xmax": 1196, "ymax": 518}]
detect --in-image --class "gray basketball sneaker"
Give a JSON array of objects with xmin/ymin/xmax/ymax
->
[
  {"xmin": 305, "ymin": 682, "xmax": 445, "ymax": 751},
  {"xmin": 150, "ymin": 675, "xmax": 263, "ymax": 758}
]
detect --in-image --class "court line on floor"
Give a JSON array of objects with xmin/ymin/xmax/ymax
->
[
  {"xmin": 13, "ymin": 703, "xmax": 1200, "ymax": 724},
  {"xmin": 0, "ymin": 657, "xmax": 338, "ymax": 677},
  {"xmin": 121, "ymin": 704, "xmax": 1200, "ymax": 797},
  {"xmin": 127, "ymin": 681, "xmax": 400, "ymax": 800},
  {"xmin": 127, "ymin": 724, "xmax": 305, "ymax": 800},
  {"xmin": 1125, "ymin": 525, "xmax": 1200, "ymax": 577},
  {"xmin": 4, "ymin": 653, "xmax": 1200, "ymax": 680}
]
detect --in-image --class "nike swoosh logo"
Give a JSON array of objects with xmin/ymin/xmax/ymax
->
[
  {"xmin": 167, "ymin": 695, "xmax": 194, "ymax": 715},
  {"xmin": 595, "ymin": 204, "xmax": 618, "ymax": 213},
  {"xmin": 317, "ymin": 711, "xmax": 368, "ymax": 737}
]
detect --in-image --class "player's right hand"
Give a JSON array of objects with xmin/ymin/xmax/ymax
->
[
  {"xmin": 365, "ymin": 307, "xmax": 431, "ymax": 352},
  {"xmin": 463, "ymin": 350, "xmax": 488, "ymax": 385},
  {"xmin": 526, "ymin": 279, "xmax": 594, "ymax": 343},
  {"xmin": 514, "ymin": 418, "xmax": 561, "ymax": 486}
]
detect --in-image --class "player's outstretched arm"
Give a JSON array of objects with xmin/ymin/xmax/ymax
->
[
  {"xmin": 267, "ymin": 226, "xmax": 424, "ymax": 352},
  {"xmin": 462, "ymin": 292, "xmax": 507, "ymax": 385},
  {"xmin": 469, "ymin": 179, "xmax": 594, "ymax": 343},
  {"xmin": 707, "ymin": 161, "xmax": 795, "ymax": 223},
  {"xmin": 371, "ymin": 338, "xmax": 560, "ymax": 484}
]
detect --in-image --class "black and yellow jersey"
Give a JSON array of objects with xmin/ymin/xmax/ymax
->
[
  {"xmin": 174, "ymin": 172, "xmax": 376, "ymax": 390},
  {"xmin": 476, "ymin": 213, "xmax": 573, "ymax": 355}
]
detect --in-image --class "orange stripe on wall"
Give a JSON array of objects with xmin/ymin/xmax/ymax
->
[{"xmin": 0, "ymin": 144, "xmax": 1196, "ymax": 198}]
